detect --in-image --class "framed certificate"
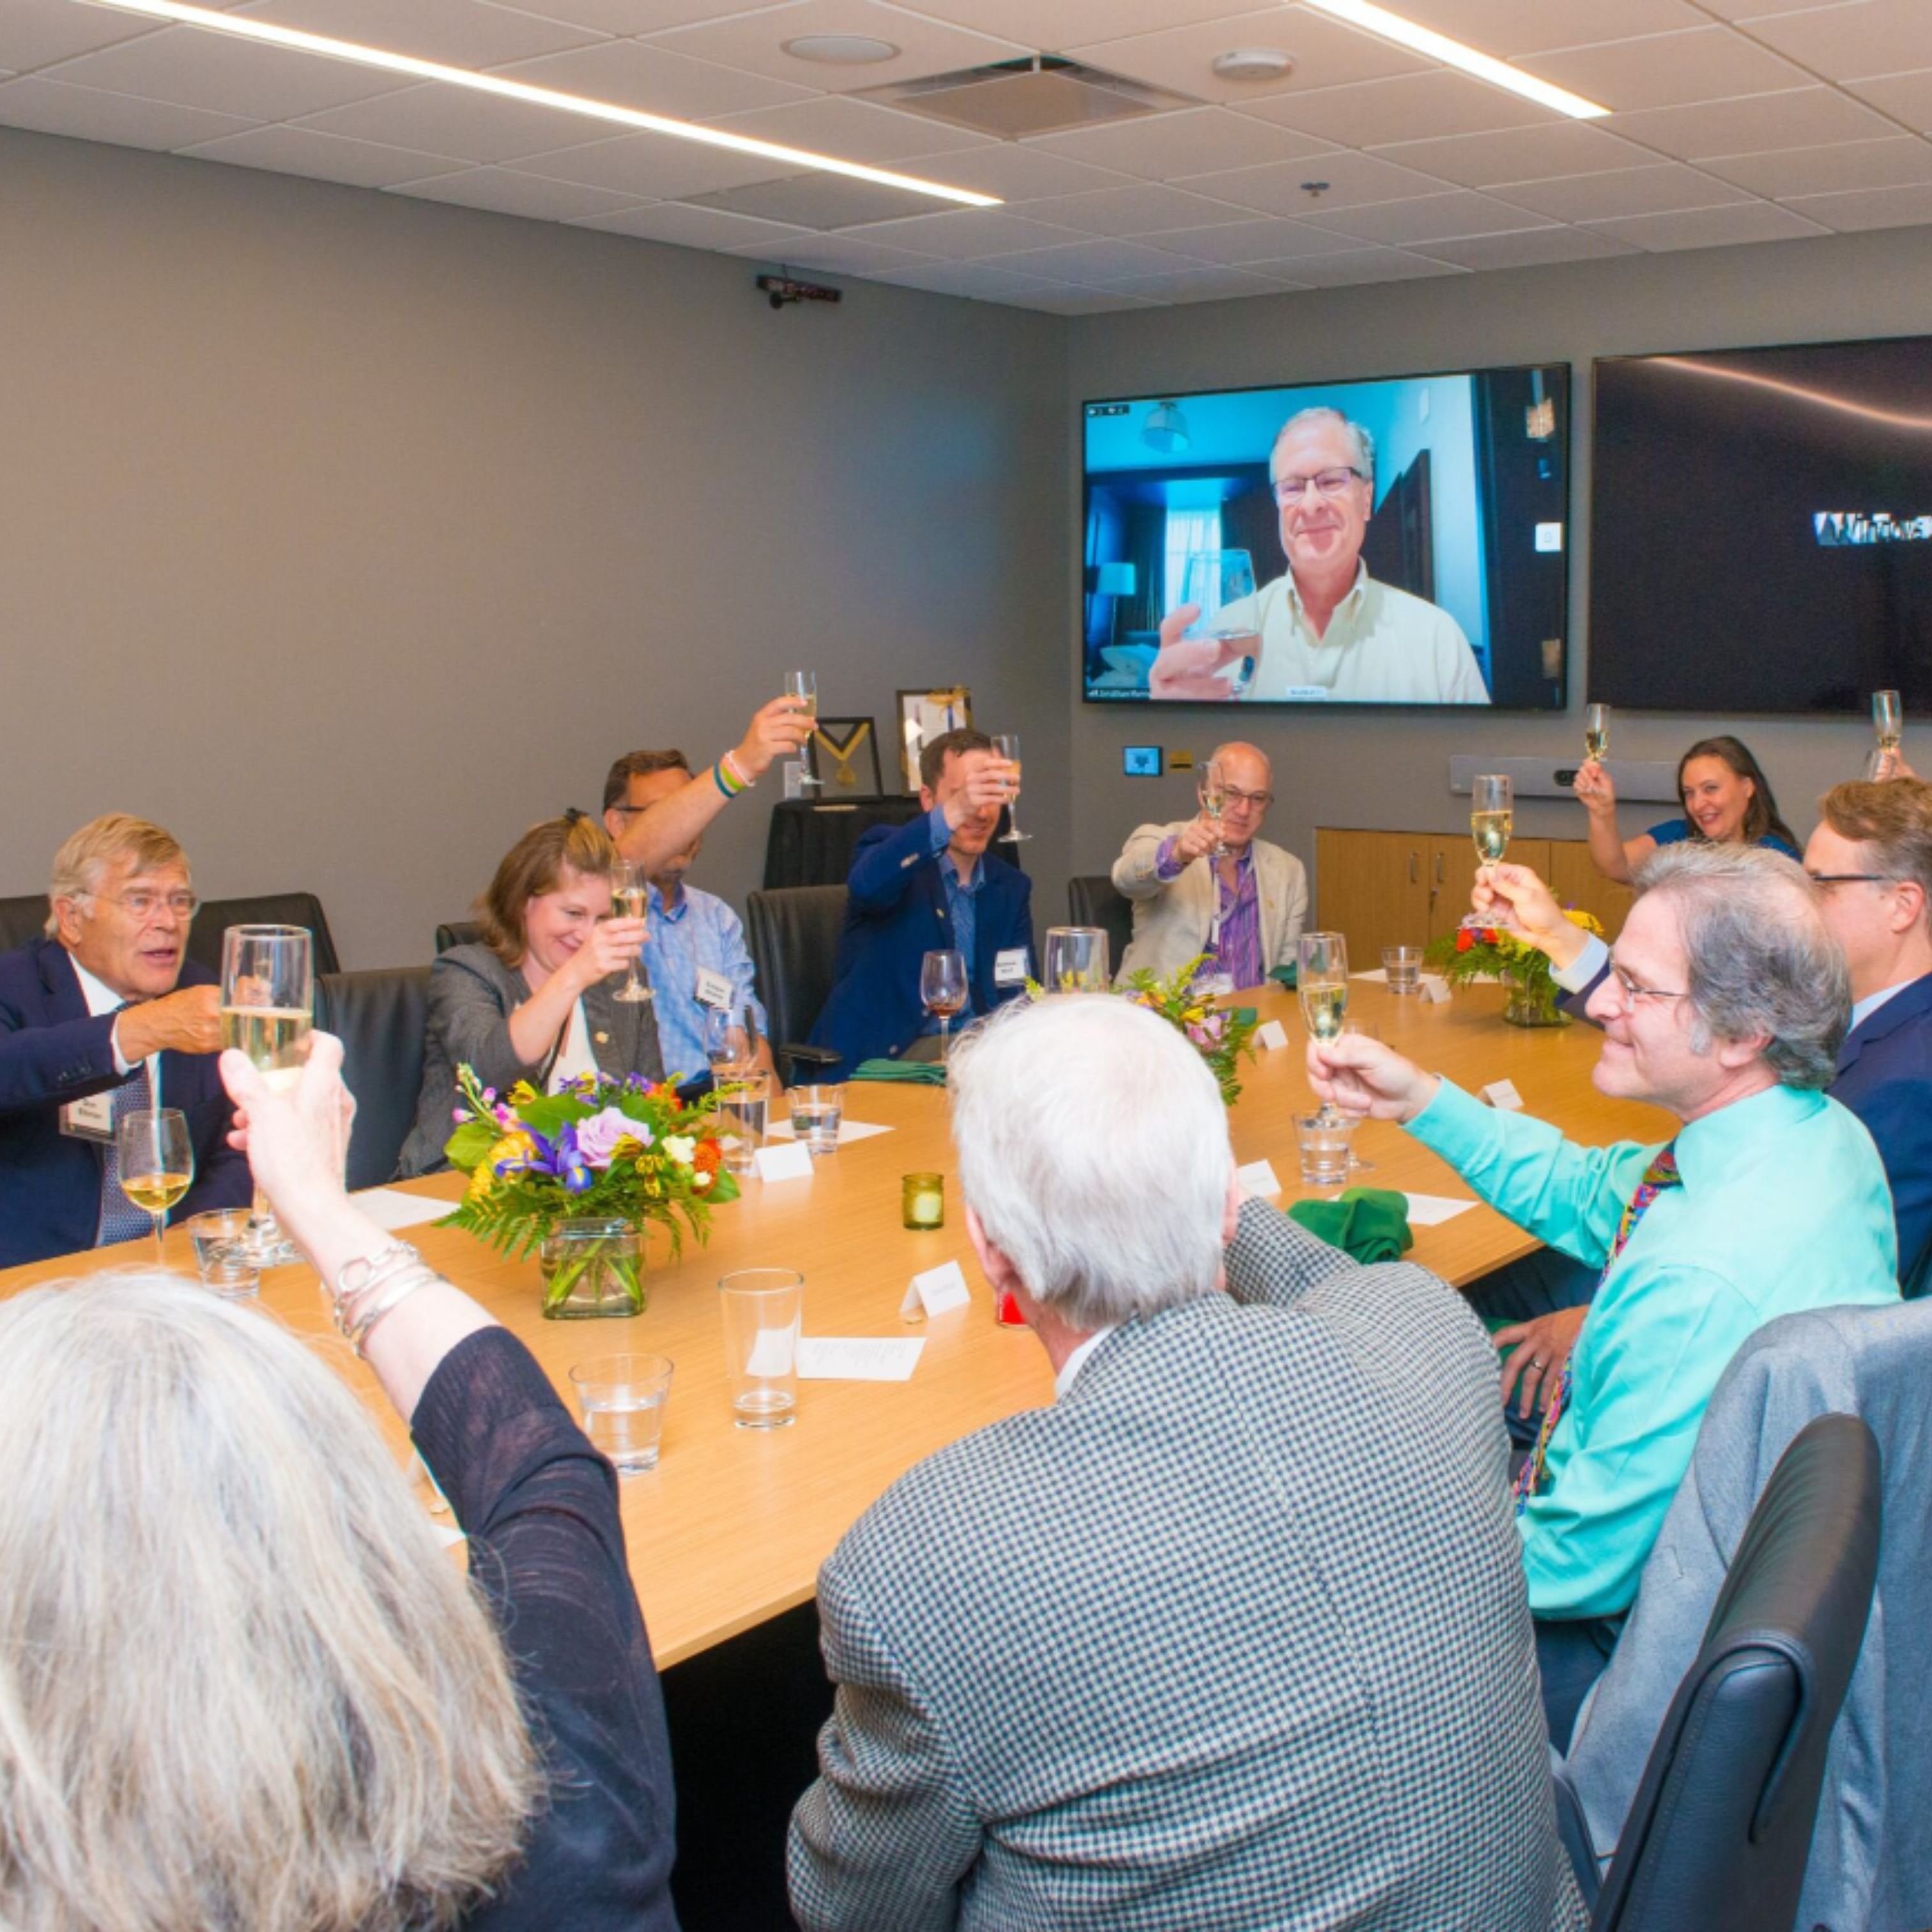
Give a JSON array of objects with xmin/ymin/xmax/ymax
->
[{"xmin": 894, "ymin": 687, "xmax": 972, "ymax": 794}]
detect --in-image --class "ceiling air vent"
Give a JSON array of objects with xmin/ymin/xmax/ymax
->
[{"xmin": 857, "ymin": 55, "xmax": 1199, "ymax": 139}]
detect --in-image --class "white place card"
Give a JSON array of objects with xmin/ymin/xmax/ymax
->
[
  {"xmin": 753, "ymin": 1140, "xmax": 816, "ymax": 1183},
  {"xmin": 900, "ymin": 1259, "xmax": 972, "ymax": 1321},
  {"xmin": 1404, "ymin": 1193, "xmax": 1478, "ymax": 1227},
  {"xmin": 797, "ymin": 1337, "xmax": 925, "ymax": 1382},
  {"xmin": 1253, "ymin": 1018, "xmax": 1289, "ymax": 1051},
  {"xmin": 1420, "ymin": 975, "xmax": 1452, "ymax": 1004},
  {"xmin": 1481, "ymin": 1078, "xmax": 1525, "ymax": 1111},
  {"xmin": 1236, "ymin": 1159, "xmax": 1283, "ymax": 1200},
  {"xmin": 1351, "ymin": 967, "xmax": 1390, "ymax": 983},
  {"xmin": 767, "ymin": 1117, "xmax": 893, "ymax": 1145},
  {"xmin": 353, "ymin": 1186, "xmax": 454, "ymax": 1231}
]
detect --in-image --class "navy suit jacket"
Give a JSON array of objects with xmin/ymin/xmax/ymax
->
[
  {"xmin": 0, "ymin": 939, "xmax": 250, "ymax": 1269},
  {"xmin": 809, "ymin": 815, "xmax": 1032, "ymax": 1078}
]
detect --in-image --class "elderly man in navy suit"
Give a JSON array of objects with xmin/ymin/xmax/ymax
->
[
  {"xmin": 810, "ymin": 728, "xmax": 1032, "ymax": 1078},
  {"xmin": 0, "ymin": 815, "xmax": 249, "ymax": 1269}
]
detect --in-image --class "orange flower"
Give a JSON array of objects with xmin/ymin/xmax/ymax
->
[{"xmin": 693, "ymin": 1138, "xmax": 723, "ymax": 1178}]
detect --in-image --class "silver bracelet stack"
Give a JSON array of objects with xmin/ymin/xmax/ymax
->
[{"xmin": 328, "ymin": 1240, "xmax": 441, "ymax": 1357}]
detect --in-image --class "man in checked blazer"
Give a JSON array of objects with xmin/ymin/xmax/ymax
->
[{"xmin": 788, "ymin": 995, "xmax": 1581, "ymax": 1932}]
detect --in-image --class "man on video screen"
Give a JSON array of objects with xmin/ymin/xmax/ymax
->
[{"xmin": 1151, "ymin": 406, "xmax": 1489, "ymax": 705}]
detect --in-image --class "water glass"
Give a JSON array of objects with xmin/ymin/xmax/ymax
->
[
  {"xmin": 185, "ymin": 1208, "xmax": 261, "ymax": 1299},
  {"xmin": 1383, "ymin": 946, "xmax": 1423, "ymax": 995},
  {"xmin": 717, "ymin": 1070, "xmax": 770, "ymax": 1174},
  {"xmin": 719, "ymin": 1268, "xmax": 802, "ymax": 1429},
  {"xmin": 790, "ymin": 1083, "xmax": 845, "ymax": 1155},
  {"xmin": 1295, "ymin": 1110, "xmax": 1357, "ymax": 1190},
  {"xmin": 1042, "ymin": 926, "xmax": 1110, "ymax": 993},
  {"xmin": 569, "ymin": 1353, "xmax": 674, "ymax": 1474}
]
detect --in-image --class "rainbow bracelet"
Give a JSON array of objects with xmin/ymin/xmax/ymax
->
[{"xmin": 714, "ymin": 751, "xmax": 753, "ymax": 798}]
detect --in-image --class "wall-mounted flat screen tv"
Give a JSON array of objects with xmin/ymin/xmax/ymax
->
[
  {"xmin": 1080, "ymin": 363, "xmax": 1570, "ymax": 710},
  {"xmin": 1592, "ymin": 335, "xmax": 1932, "ymax": 714}
]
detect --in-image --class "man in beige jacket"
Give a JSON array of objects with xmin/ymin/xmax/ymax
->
[{"xmin": 1111, "ymin": 742, "xmax": 1308, "ymax": 988}]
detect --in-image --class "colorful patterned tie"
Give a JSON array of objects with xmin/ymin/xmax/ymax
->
[
  {"xmin": 1515, "ymin": 1140, "xmax": 1681, "ymax": 1510},
  {"xmin": 95, "ymin": 1057, "xmax": 156, "ymax": 1248}
]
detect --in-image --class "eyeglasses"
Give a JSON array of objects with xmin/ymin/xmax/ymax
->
[
  {"xmin": 1609, "ymin": 963, "xmax": 1687, "ymax": 1006},
  {"xmin": 86, "ymin": 890, "xmax": 199, "ymax": 922},
  {"xmin": 1807, "ymin": 872, "xmax": 1899, "ymax": 888},
  {"xmin": 1222, "ymin": 786, "xmax": 1273, "ymax": 809},
  {"xmin": 1273, "ymin": 467, "xmax": 1365, "ymax": 505}
]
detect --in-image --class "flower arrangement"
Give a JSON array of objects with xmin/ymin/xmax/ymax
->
[
  {"xmin": 1423, "ymin": 909, "xmax": 1604, "ymax": 1027},
  {"xmin": 440, "ymin": 1064, "xmax": 737, "ymax": 1314},
  {"xmin": 1122, "ymin": 953, "xmax": 1260, "ymax": 1106}
]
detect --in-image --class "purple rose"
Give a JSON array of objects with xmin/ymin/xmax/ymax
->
[{"xmin": 575, "ymin": 1105, "xmax": 647, "ymax": 1169}]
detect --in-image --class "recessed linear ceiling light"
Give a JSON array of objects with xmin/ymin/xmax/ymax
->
[
  {"xmin": 1299, "ymin": 0, "xmax": 1609, "ymax": 119},
  {"xmin": 66, "ymin": 0, "xmax": 1002, "ymax": 205}
]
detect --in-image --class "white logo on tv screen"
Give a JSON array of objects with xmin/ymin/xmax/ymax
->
[{"xmin": 1814, "ymin": 510, "xmax": 1932, "ymax": 547}]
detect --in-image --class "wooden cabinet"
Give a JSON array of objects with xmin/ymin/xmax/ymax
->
[
  {"xmin": 1424, "ymin": 834, "xmax": 1549, "ymax": 944},
  {"xmin": 1547, "ymin": 841, "xmax": 1634, "ymax": 945}
]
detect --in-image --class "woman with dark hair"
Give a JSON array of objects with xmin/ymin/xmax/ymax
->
[{"xmin": 1576, "ymin": 733, "xmax": 1801, "ymax": 885}]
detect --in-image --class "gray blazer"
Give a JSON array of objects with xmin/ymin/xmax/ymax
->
[
  {"xmin": 397, "ymin": 943, "xmax": 664, "ymax": 1177},
  {"xmin": 1562, "ymin": 1298, "xmax": 1932, "ymax": 1932},
  {"xmin": 788, "ymin": 1199, "xmax": 1583, "ymax": 1932},
  {"xmin": 1110, "ymin": 821, "xmax": 1309, "ymax": 985}
]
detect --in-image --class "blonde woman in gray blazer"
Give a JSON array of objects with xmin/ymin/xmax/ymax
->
[{"xmin": 1110, "ymin": 742, "xmax": 1308, "ymax": 986}]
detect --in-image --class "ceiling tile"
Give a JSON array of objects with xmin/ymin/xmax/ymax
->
[
  {"xmin": 1524, "ymin": 27, "xmax": 1812, "ymax": 112},
  {"xmin": 719, "ymin": 227, "xmax": 935, "ymax": 271},
  {"xmin": 388, "ymin": 164, "xmax": 651, "ymax": 220},
  {"xmin": 698, "ymin": 93, "xmax": 995, "ymax": 164},
  {"xmin": 648, "ymin": 0, "xmax": 1028, "ymax": 93},
  {"xmin": 1300, "ymin": 187, "xmax": 1553, "ymax": 243},
  {"xmin": 1844, "ymin": 69, "xmax": 1932, "ymax": 132},
  {"xmin": 1103, "ymin": 263, "xmax": 1287, "ymax": 300},
  {"xmin": 1233, "ymin": 69, "xmax": 1558, "ymax": 144},
  {"xmin": 970, "ymin": 235, "xmax": 1201, "ymax": 284},
  {"xmin": 869, "ymin": 257, "xmax": 1080, "ymax": 303},
  {"xmin": 1604, "ymin": 86, "xmax": 1897, "ymax": 158},
  {"xmin": 1068, "ymin": 6, "xmax": 1430, "ymax": 107},
  {"xmin": 1703, "ymin": 134, "xmax": 1932, "ymax": 195},
  {"xmin": 893, "ymin": 0, "xmax": 1246, "ymax": 55},
  {"xmin": 295, "ymin": 82, "xmax": 626, "ymax": 162},
  {"xmin": 1247, "ymin": 245, "xmax": 1462, "ymax": 284},
  {"xmin": 43, "ymin": 24, "xmax": 415, "ymax": 119},
  {"xmin": 1380, "ymin": 0, "xmax": 1706, "ymax": 57},
  {"xmin": 1695, "ymin": 0, "xmax": 1848, "ymax": 14},
  {"xmin": 1493, "ymin": 161, "xmax": 1756, "ymax": 220},
  {"xmin": 0, "ymin": 73, "xmax": 257, "ymax": 149},
  {"xmin": 841, "ymin": 206, "xmax": 1088, "ymax": 256},
  {"xmin": 1177, "ymin": 149, "xmax": 1452, "ymax": 215},
  {"xmin": 1374, "ymin": 121, "xmax": 1652, "ymax": 187},
  {"xmin": 1026, "ymin": 105, "xmax": 1331, "ymax": 180},
  {"xmin": 1024, "ymin": 288, "xmax": 1164, "ymax": 312},
  {"xmin": 510, "ymin": 0, "xmax": 790, "ymax": 31},
  {"xmin": 1020, "ymin": 180, "xmax": 1252, "ymax": 234},
  {"xmin": 0, "ymin": 0, "xmax": 165, "ymax": 74},
  {"xmin": 490, "ymin": 38, "xmax": 816, "ymax": 118},
  {"xmin": 1583, "ymin": 197, "xmax": 1830, "ymax": 247},
  {"xmin": 893, "ymin": 141, "xmax": 1133, "ymax": 201},
  {"xmin": 685, "ymin": 168, "xmax": 946, "ymax": 224},
  {"xmin": 1409, "ymin": 224, "xmax": 1636, "ymax": 267},
  {"xmin": 1736, "ymin": 1, "xmax": 1932, "ymax": 84},
  {"xmin": 180, "ymin": 123, "xmax": 473, "ymax": 187},
  {"xmin": 1780, "ymin": 178, "xmax": 1932, "ymax": 228},
  {"xmin": 1140, "ymin": 212, "xmax": 1365, "ymax": 260},
  {"xmin": 569, "ymin": 198, "xmax": 815, "ymax": 248},
  {"xmin": 509, "ymin": 130, "xmax": 796, "ymax": 197},
  {"xmin": 233, "ymin": 0, "xmax": 601, "ymax": 68}
]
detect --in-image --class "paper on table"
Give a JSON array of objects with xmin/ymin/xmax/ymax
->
[
  {"xmin": 797, "ymin": 1337, "xmax": 925, "ymax": 1381},
  {"xmin": 900, "ymin": 1259, "xmax": 971, "ymax": 1321},
  {"xmin": 767, "ymin": 1117, "xmax": 893, "ymax": 1145},
  {"xmin": 753, "ymin": 1140, "xmax": 816, "ymax": 1183},
  {"xmin": 1481, "ymin": 1078, "xmax": 1525, "ymax": 1112},
  {"xmin": 1236, "ymin": 1159, "xmax": 1283, "ymax": 1200},
  {"xmin": 1404, "ymin": 1193, "xmax": 1478, "ymax": 1227},
  {"xmin": 1253, "ymin": 1018, "xmax": 1289, "ymax": 1051},
  {"xmin": 353, "ymin": 1186, "xmax": 454, "ymax": 1232}
]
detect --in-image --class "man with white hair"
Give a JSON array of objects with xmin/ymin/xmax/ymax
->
[
  {"xmin": 788, "ymin": 994, "xmax": 1583, "ymax": 1932},
  {"xmin": 1151, "ymin": 405, "xmax": 1489, "ymax": 704},
  {"xmin": 1310, "ymin": 843, "xmax": 1899, "ymax": 1746}
]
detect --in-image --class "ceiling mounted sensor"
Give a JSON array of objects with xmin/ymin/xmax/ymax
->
[
  {"xmin": 859, "ymin": 55, "xmax": 1197, "ymax": 140},
  {"xmin": 1143, "ymin": 400, "xmax": 1191, "ymax": 456},
  {"xmin": 1211, "ymin": 49, "xmax": 1294, "ymax": 82},
  {"xmin": 784, "ymin": 34, "xmax": 899, "ymax": 64}
]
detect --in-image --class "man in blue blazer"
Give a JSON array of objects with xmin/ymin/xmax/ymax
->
[
  {"xmin": 810, "ymin": 729, "xmax": 1032, "ymax": 1077},
  {"xmin": 0, "ymin": 815, "xmax": 249, "ymax": 1270}
]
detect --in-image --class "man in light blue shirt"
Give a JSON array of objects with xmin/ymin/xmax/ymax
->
[
  {"xmin": 1309, "ymin": 844, "xmax": 1898, "ymax": 1745},
  {"xmin": 602, "ymin": 750, "xmax": 771, "ymax": 1084}
]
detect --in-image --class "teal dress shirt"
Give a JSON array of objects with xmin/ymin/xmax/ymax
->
[{"xmin": 1409, "ymin": 1079, "xmax": 1899, "ymax": 1619}]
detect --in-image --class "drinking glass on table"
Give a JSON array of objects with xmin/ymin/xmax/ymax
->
[
  {"xmin": 790, "ymin": 1083, "xmax": 844, "ymax": 1156},
  {"xmin": 1382, "ymin": 946, "xmax": 1422, "ymax": 995},
  {"xmin": 220, "ymin": 924, "xmax": 312, "ymax": 1268},
  {"xmin": 719, "ymin": 1268, "xmax": 802, "ymax": 1430},
  {"xmin": 785, "ymin": 671, "xmax": 822, "ymax": 787},
  {"xmin": 116, "ymin": 1107, "xmax": 193, "ymax": 1269},
  {"xmin": 610, "ymin": 859, "xmax": 653, "ymax": 1005},
  {"xmin": 569, "ymin": 1354, "xmax": 675, "ymax": 1474},
  {"xmin": 1463, "ymin": 774, "xmax": 1514, "ymax": 930},
  {"xmin": 1178, "ymin": 550, "xmax": 1259, "ymax": 701},
  {"xmin": 703, "ymin": 1003, "xmax": 754, "ymax": 1075},
  {"xmin": 717, "ymin": 1070, "xmax": 770, "ymax": 1175},
  {"xmin": 1584, "ymin": 703, "xmax": 1611, "ymax": 762},
  {"xmin": 1298, "ymin": 931, "xmax": 1349, "ymax": 1130},
  {"xmin": 921, "ymin": 949, "xmax": 967, "ymax": 1061},
  {"xmin": 1043, "ymin": 926, "xmax": 1109, "ymax": 993},
  {"xmin": 993, "ymin": 733, "xmax": 1030, "ymax": 845}
]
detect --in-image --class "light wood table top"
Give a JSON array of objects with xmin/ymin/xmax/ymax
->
[{"xmin": 0, "ymin": 980, "xmax": 1671, "ymax": 1668}]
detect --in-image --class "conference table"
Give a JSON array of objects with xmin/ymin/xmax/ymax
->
[{"xmin": 0, "ymin": 976, "xmax": 1669, "ymax": 1671}]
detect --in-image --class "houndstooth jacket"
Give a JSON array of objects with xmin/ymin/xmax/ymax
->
[{"xmin": 787, "ymin": 1198, "xmax": 1585, "ymax": 1932}]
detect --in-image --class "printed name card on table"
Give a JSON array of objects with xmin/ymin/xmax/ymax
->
[
  {"xmin": 797, "ymin": 1337, "xmax": 926, "ymax": 1381},
  {"xmin": 1480, "ymin": 1078, "xmax": 1525, "ymax": 1111},
  {"xmin": 1419, "ymin": 975, "xmax": 1452, "ymax": 1003},
  {"xmin": 754, "ymin": 1140, "xmax": 816, "ymax": 1183},
  {"xmin": 1236, "ymin": 1160, "xmax": 1283, "ymax": 1200},
  {"xmin": 1403, "ymin": 1193, "xmax": 1478, "ymax": 1227},
  {"xmin": 1253, "ymin": 1019, "xmax": 1289, "ymax": 1052},
  {"xmin": 900, "ymin": 1259, "xmax": 972, "ymax": 1322}
]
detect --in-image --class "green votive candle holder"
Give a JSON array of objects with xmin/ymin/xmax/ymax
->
[{"xmin": 902, "ymin": 1173, "xmax": 945, "ymax": 1230}]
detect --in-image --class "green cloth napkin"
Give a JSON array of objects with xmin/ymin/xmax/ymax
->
[
  {"xmin": 1269, "ymin": 963, "xmax": 1299, "ymax": 989},
  {"xmin": 850, "ymin": 1058, "xmax": 947, "ymax": 1085},
  {"xmin": 1287, "ymin": 1186, "xmax": 1413, "ymax": 1264}
]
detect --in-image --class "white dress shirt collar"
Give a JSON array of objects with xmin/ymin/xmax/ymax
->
[
  {"xmin": 1054, "ymin": 1324, "xmax": 1118, "ymax": 1400},
  {"xmin": 1851, "ymin": 977, "xmax": 1913, "ymax": 1034}
]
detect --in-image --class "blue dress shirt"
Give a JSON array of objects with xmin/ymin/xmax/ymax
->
[{"xmin": 640, "ymin": 882, "xmax": 768, "ymax": 1082}]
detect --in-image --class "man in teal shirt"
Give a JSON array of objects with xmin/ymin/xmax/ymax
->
[{"xmin": 1309, "ymin": 844, "xmax": 1898, "ymax": 1744}]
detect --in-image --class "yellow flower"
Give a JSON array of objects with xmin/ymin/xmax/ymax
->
[{"xmin": 1564, "ymin": 908, "xmax": 1606, "ymax": 936}]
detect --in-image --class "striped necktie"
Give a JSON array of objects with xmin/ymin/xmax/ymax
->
[{"xmin": 1516, "ymin": 1140, "xmax": 1681, "ymax": 1510}]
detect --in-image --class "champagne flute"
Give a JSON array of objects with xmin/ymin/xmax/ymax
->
[
  {"xmin": 220, "ymin": 924, "xmax": 312, "ymax": 1269},
  {"xmin": 1179, "ymin": 550, "xmax": 1260, "ymax": 700},
  {"xmin": 920, "ymin": 949, "xmax": 967, "ymax": 1062},
  {"xmin": 1462, "ymin": 774, "xmax": 1514, "ymax": 930},
  {"xmin": 1199, "ymin": 756, "xmax": 1229, "ymax": 860},
  {"xmin": 785, "ymin": 670, "xmax": 822, "ymax": 787},
  {"xmin": 1584, "ymin": 703, "xmax": 1611, "ymax": 762},
  {"xmin": 117, "ymin": 1106, "xmax": 194, "ymax": 1269},
  {"xmin": 993, "ymin": 733, "xmax": 1030, "ymax": 845},
  {"xmin": 1298, "ymin": 931, "xmax": 1349, "ymax": 1128},
  {"xmin": 611, "ymin": 860, "xmax": 653, "ymax": 1005},
  {"xmin": 1873, "ymin": 691, "xmax": 1904, "ymax": 778}
]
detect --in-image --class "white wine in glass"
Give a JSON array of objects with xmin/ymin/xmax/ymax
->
[
  {"xmin": 1199, "ymin": 757, "xmax": 1229, "ymax": 859},
  {"xmin": 785, "ymin": 670, "xmax": 822, "ymax": 787},
  {"xmin": 118, "ymin": 1106, "xmax": 194, "ymax": 1269},
  {"xmin": 1298, "ymin": 931, "xmax": 1350, "ymax": 1128},
  {"xmin": 611, "ymin": 861, "xmax": 654, "ymax": 1005},
  {"xmin": 1471, "ymin": 773, "xmax": 1514, "ymax": 866},
  {"xmin": 1875, "ymin": 689, "xmax": 1903, "ymax": 753},
  {"xmin": 920, "ymin": 949, "xmax": 967, "ymax": 1062},
  {"xmin": 220, "ymin": 924, "xmax": 313, "ymax": 1268},
  {"xmin": 993, "ymin": 733, "xmax": 1030, "ymax": 845},
  {"xmin": 1584, "ymin": 703, "xmax": 1611, "ymax": 762}
]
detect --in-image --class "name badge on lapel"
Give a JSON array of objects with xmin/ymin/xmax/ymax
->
[
  {"xmin": 993, "ymin": 947, "xmax": 1029, "ymax": 988},
  {"xmin": 61, "ymin": 1091, "xmax": 116, "ymax": 1143},
  {"xmin": 694, "ymin": 968, "xmax": 732, "ymax": 1011}
]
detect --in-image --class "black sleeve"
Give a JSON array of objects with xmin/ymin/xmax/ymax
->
[{"xmin": 413, "ymin": 1328, "xmax": 680, "ymax": 1931}]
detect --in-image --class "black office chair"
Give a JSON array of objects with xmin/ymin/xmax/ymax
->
[
  {"xmin": 312, "ymin": 967, "xmax": 433, "ymax": 1191},
  {"xmin": 0, "ymin": 894, "xmax": 47, "ymax": 954},
  {"xmin": 1554, "ymin": 1411, "xmax": 1882, "ymax": 1931},
  {"xmin": 434, "ymin": 919, "xmax": 483, "ymax": 954},
  {"xmin": 744, "ymin": 885, "xmax": 847, "ymax": 1087},
  {"xmin": 189, "ymin": 893, "xmax": 342, "ymax": 978},
  {"xmin": 1066, "ymin": 875, "xmax": 1134, "ymax": 981}
]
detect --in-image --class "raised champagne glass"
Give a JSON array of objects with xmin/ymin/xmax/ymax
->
[
  {"xmin": 220, "ymin": 924, "xmax": 312, "ymax": 1269},
  {"xmin": 611, "ymin": 859, "xmax": 653, "ymax": 1005},
  {"xmin": 117, "ymin": 1106, "xmax": 194, "ymax": 1269},
  {"xmin": 1199, "ymin": 756, "xmax": 1229, "ymax": 860},
  {"xmin": 920, "ymin": 949, "xmax": 967, "ymax": 1062},
  {"xmin": 1179, "ymin": 550, "xmax": 1259, "ymax": 700},
  {"xmin": 1584, "ymin": 703, "xmax": 1611, "ymax": 762},
  {"xmin": 1298, "ymin": 931, "xmax": 1350, "ymax": 1128},
  {"xmin": 993, "ymin": 733, "xmax": 1030, "ymax": 845},
  {"xmin": 1871, "ymin": 689, "xmax": 1905, "ymax": 776},
  {"xmin": 785, "ymin": 670, "xmax": 822, "ymax": 787},
  {"xmin": 1462, "ymin": 773, "xmax": 1514, "ymax": 931}
]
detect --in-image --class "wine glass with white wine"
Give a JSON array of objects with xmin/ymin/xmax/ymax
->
[
  {"xmin": 117, "ymin": 1106, "xmax": 194, "ymax": 1270},
  {"xmin": 993, "ymin": 733, "xmax": 1030, "ymax": 845},
  {"xmin": 611, "ymin": 859, "xmax": 653, "ymax": 1005},
  {"xmin": 1869, "ymin": 689, "xmax": 1905, "ymax": 779},
  {"xmin": 1298, "ymin": 931, "xmax": 1350, "ymax": 1126},
  {"xmin": 1584, "ymin": 703, "xmax": 1611, "ymax": 762},
  {"xmin": 785, "ymin": 670, "xmax": 822, "ymax": 788},
  {"xmin": 1461, "ymin": 773, "xmax": 1514, "ymax": 930},
  {"xmin": 220, "ymin": 924, "xmax": 313, "ymax": 1268},
  {"xmin": 1199, "ymin": 756, "xmax": 1229, "ymax": 860}
]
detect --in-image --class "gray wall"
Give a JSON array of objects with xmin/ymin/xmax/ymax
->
[
  {"xmin": 1066, "ymin": 225, "xmax": 1932, "ymax": 897},
  {"xmin": 0, "ymin": 126, "xmax": 1070, "ymax": 969}
]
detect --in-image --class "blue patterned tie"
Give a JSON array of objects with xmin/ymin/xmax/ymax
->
[{"xmin": 95, "ymin": 1057, "xmax": 156, "ymax": 1248}]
